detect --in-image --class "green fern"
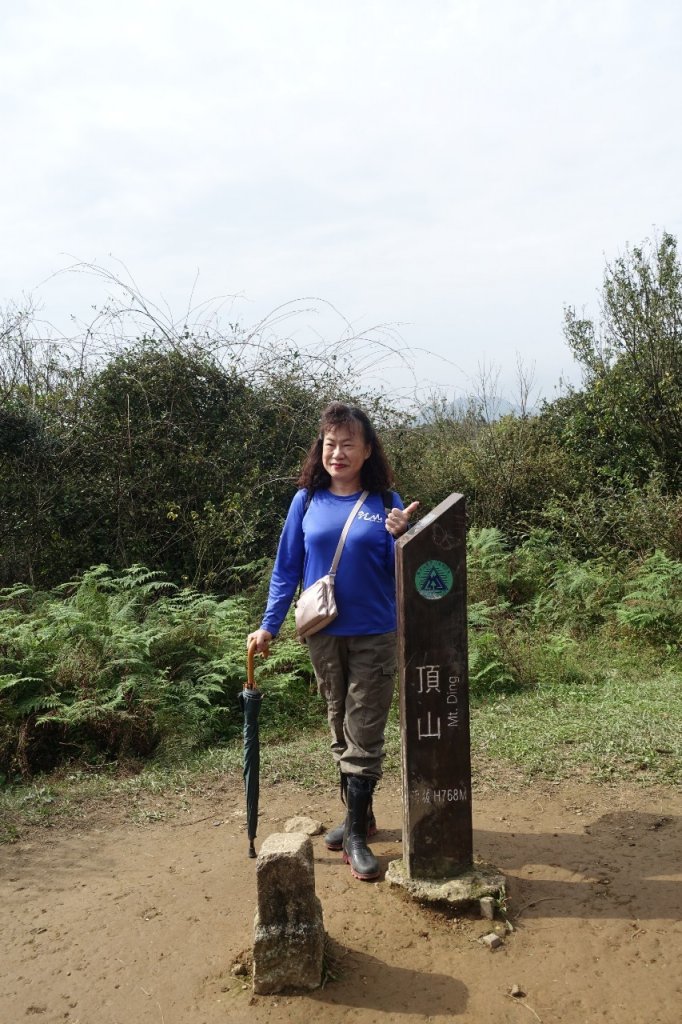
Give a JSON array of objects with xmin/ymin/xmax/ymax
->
[
  {"xmin": 615, "ymin": 551, "xmax": 682, "ymax": 643},
  {"xmin": 0, "ymin": 566, "xmax": 266, "ymax": 775}
]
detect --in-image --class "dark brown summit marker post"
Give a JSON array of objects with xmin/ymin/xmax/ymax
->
[
  {"xmin": 394, "ymin": 492, "xmax": 472, "ymax": 879},
  {"xmin": 387, "ymin": 493, "xmax": 504, "ymax": 910}
]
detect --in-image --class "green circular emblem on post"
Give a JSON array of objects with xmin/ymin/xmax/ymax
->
[{"xmin": 415, "ymin": 560, "xmax": 453, "ymax": 600}]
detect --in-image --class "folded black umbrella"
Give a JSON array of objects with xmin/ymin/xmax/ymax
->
[{"xmin": 238, "ymin": 639, "xmax": 266, "ymax": 858}]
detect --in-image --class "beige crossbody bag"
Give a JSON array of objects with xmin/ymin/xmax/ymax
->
[{"xmin": 294, "ymin": 490, "xmax": 369, "ymax": 640}]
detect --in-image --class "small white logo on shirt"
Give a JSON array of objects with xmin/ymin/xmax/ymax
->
[{"xmin": 357, "ymin": 510, "xmax": 384, "ymax": 523}]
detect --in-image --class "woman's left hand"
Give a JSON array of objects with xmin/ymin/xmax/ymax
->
[{"xmin": 385, "ymin": 500, "xmax": 420, "ymax": 537}]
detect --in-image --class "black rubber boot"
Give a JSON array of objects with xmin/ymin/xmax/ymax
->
[
  {"xmin": 325, "ymin": 771, "xmax": 378, "ymax": 851},
  {"xmin": 342, "ymin": 776, "xmax": 380, "ymax": 881},
  {"xmin": 324, "ymin": 806, "xmax": 377, "ymax": 851}
]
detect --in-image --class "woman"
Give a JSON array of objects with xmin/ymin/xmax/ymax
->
[{"xmin": 248, "ymin": 401, "xmax": 418, "ymax": 881}]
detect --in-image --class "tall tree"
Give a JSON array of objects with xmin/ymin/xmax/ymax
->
[{"xmin": 561, "ymin": 232, "xmax": 682, "ymax": 489}]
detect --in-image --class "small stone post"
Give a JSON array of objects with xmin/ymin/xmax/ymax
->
[{"xmin": 252, "ymin": 832, "xmax": 324, "ymax": 994}]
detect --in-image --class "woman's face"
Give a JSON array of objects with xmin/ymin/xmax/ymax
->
[{"xmin": 321, "ymin": 422, "xmax": 371, "ymax": 493}]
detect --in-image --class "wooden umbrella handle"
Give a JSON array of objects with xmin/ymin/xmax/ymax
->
[{"xmin": 246, "ymin": 637, "xmax": 269, "ymax": 689}]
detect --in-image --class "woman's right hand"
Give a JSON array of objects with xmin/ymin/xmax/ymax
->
[{"xmin": 247, "ymin": 629, "xmax": 273, "ymax": 654}]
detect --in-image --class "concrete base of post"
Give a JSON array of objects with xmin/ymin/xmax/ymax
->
[
  {"xmin": 252, "ymin": 832, "xmax": 324, "ymax": 995},
  {"xmin": 386, "ymin": 858, "xmax": 506, "ymax": 911}
]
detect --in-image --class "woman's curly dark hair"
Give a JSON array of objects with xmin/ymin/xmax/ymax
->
[{"xmin": 298, "ymin": 401, "xmax": 394, "ymax": 493}]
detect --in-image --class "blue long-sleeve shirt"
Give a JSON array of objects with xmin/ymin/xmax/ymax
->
[{"xmin": 260, "ymin": 488, "xmax": 404, "ymax": 637}]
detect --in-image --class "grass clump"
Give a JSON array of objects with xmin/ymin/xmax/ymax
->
[{"xmin": 473, "ymin": 655, "xmax": 681, "ymax": 784}]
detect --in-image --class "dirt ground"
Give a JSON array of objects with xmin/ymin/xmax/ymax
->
[{"xmin": 1, "ymin": 771, "xmax": 681, "ymax": 1024}]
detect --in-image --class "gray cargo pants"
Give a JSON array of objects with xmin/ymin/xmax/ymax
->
[{"xmin": 306, "ymin": 631, "xmax": 397, "ymax": 780}]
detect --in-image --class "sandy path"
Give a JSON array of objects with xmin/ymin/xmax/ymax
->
[{"xmin": 1, "ymin": 775, "xmax": 681, "ymax": 1024}]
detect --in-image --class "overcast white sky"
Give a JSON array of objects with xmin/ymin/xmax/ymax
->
[{"xmin": 2, "ymin": 0, "xmax": 681, "ymax": 406}]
